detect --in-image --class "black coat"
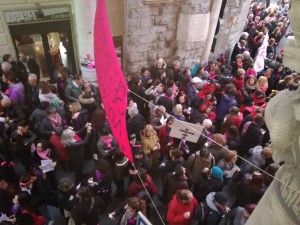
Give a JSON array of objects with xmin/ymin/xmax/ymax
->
[
  {"xmin": 72, "ymin": 197, "xmax": 104, "ymax": 225},
  {"xmin": 126, "ymin": 114, "xmax": 145, "ymax": 140},
  {"xmin": 17, "ymin": 57, "xmax": 40, "ymax": 80},
  {"xmin": 239, "ymin": 122, "xmax": 263, "ymax": 157},
  {"xmin": 157, "ymin": 96, "xmax": 173, "ymax": 113},
  {"xmin": 39, "ymin": 116, "xmax": 64, "ymax": 139},
  {"xmin": 25, "ymin": 83, "xmax": 40, "ymax": 111}
]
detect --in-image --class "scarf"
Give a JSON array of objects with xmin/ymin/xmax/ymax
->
[
  {"xmin": 101, "ymin": 135, "xmax": 113, "ymax": 149},
  {"xmin": 48, "ymin": 115, "xmax": 62, "ymax": 127},
  {"xmin": 95, "ymin": 170, "xmax": 103, "ymax": 181},
  {"xmin": 37, "ymin": 148, "xmax": 50, "ymax": 160},
  {"xmin": 120, "ymin": 209, "xmax": 137, "ymax": 225}
]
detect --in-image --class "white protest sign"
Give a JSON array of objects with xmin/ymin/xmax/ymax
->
[
  {"xmin": 137, "ymin": 211, "xmax": 152, "ymax": 225},
  {"xmin": 169, "ymin": 120, "xmax": 203, "ymax": 143}
]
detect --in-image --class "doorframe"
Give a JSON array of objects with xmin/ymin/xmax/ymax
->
[{"xmin": 8, "ymin": 20, "xmax": 77, "ymax": 79}]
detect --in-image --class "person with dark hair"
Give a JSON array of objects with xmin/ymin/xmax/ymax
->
[
  {"xmin": 39, "ymin": 105, "xmax": 64, "ymax": 139},
  {"xmin": 32, "ymin": 139, "xmax": 58, "ymax": 191},
  {"xmin": 88, "ymin": 158, "xmax": 112, "ymax": 204},
  {"xmin": 186, "ymin": 148, "xmax": 215, "ymax": 187},
  {"xmin": 56, "ymin": 178, "xmax": 79, "ymax": 224},
  {"xmin": 64, "ymin": 74, "xmax": 83, "ymax": 103},
  {"xmin": 29, "ymin": 101, "xmax": 49, "ymax": 133},
  {"xmin": 17, "ymin": 51, "xmax": 40, "ymax": 81},
  {"xmin": 162, "ymin": 165, "xmax": 189, "ymax": 204},
  {"xmin": 109, "ymin": 197, "xmax": 147, "ymax": 225},
  {"xmin": 112, "ymin": 150, "xmax": 129, "ymax": 198},
  {"xmin": 71, "ymin": 186, "xmax": 105, "ymax": 225},
  {"xmin": 9, "ymin": 120, "xmax": 36, "ymax": 171},
  {"xmin": 236, "ymin": 171, "xmax": 266, "ymax": 206},
  {"xmin": 166, "ymin": 189, "xmax": 198, "ymax": 225},
  {"xmin": 5, "ymin": 71, "xmax": 25, "ymax": 102},
  {"xmin": 12, "ymin": 191, "xmax": 47, "ymax": 225},
  {"xmin": 239, "ymin": 115, "xmax": 265, "ymax": 158},
  {"xmin": 157, "ymin": 88, "xmax": 174, "ymax": 113},
  {"xmin": 194, "ymin": 166, "xmax": 224, "ymax": 203},
  {"xmin": 158, "ymin": 117, "xmax": 174, "ymax": 161},
  {"xmin": 96, "ymin": 126, "xmax": 118, "ymax": 163}
]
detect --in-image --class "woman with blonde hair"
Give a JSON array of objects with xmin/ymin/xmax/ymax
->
[
  {"xmin": 140, "ymin": 124, "xmax": 160, "ymax": 169},
  {"xmin": 256, "ymin": 76, "xmax": 268, "ymax": 93},
  {"xmin": 217, "ymin": 150, "xmax": 239, "ymax": 178},
  {"xmin": 68, "ymin": 101, "xmax": 89, "ymax": 132}
]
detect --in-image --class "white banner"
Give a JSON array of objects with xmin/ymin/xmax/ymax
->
[
  {"xmin": 169, "ymin": 119, "xmax": 203, "ymax": 143},
  {"xmin": 254, "ymin": 32, "xmax": 269, "ymax": 72}
]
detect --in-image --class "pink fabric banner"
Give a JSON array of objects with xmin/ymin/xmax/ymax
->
[{"xmin": 94, "ymin": 0, "xmax": 133, "ymax": 163}]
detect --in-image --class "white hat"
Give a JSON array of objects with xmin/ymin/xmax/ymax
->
[{"xmin": 191, "ymin": 77, "xmax": 202, "ymax": 83}]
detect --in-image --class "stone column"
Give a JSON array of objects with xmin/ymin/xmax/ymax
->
[
  {"xmin": 200, "ymin": 0, "xmax": 222, "ymax": 62},
  {"xmin": 73, "ymin": 0, "xmax": 97, "ymax": 59},
  {"xmin": 283, "ymin": 0, "xmax": 300, "ymax": 72}
]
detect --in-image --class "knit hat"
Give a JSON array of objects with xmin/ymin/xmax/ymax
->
[
  {"xmin": 129, "ymin": 133, "xmax": 136, "ymax": 141},
  {"xmin": 132, "ymin": 146, "xmax": 144, "ymax": 155},
  {"xmin": 214, "ymin": 192, "xmax": 228, "ymax": 205},
  {"xmin": 211, "ymin": 166, "xmax": 223, "ymax": 179}
]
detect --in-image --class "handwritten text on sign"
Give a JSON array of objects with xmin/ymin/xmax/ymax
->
[{"xmin": 94, "ymin": 0, "xmax": 133, "ymax": 162}]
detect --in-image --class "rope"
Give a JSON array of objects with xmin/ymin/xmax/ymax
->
[
  {"xmin": 129, "ymin": 89, "xmax": 300, "ymax": 195},
  {"xmin": 132, "ymin": 164, "xmax": 166, "ymax": 225}
]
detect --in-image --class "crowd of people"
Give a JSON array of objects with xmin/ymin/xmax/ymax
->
[{"xmin": 0, "ymin": 0, "xmax": 298, "ymax": 225}]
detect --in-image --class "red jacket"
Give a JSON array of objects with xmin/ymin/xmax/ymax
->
[
  {"xmin": 233, "ymin": 77, "xmax": 244, "ymax": 91},
  {"xmin": 167, "ymin": 192, "xmax": 198, "ymax": 225}
]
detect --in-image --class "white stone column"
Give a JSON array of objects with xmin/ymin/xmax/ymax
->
[
  {"xmin": 73, "ymin": 0, "xmax": 97, "ymax": 59},
  {"xmin": 200, "ymin": 0, "xmax": 222, "ymax": 62}
]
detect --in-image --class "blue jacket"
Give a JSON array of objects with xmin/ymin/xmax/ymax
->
[{"xmin": 216, "ymin": 94, "xmax": 237, "ymax": 121}]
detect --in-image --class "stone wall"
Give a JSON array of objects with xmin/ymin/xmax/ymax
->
[
  {"xmin": 124, "ymin": 0, "xmax": 182, "ymax": 74},
  {"xmin": 175, "ymin": 0, "xmax": 211, "ymax": 67},
  {"xmin": 210, "ymin": 0, "xmax": 252, "ymax": 61},
  {"xmin": 124, "ymin": 0, "xmax": 252, "ymax": 74}
]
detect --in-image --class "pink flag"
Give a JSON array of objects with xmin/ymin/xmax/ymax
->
[
  {"xmin": 254, "ymin": 32, "xmax": 269, "ymax": 72},
  {"xmin": 94, "ymin": 0, "xmax": 133, "ymax": 163}
]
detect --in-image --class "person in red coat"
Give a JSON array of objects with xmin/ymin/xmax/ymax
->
[
  {"xmin": 158, "ymin": 117, "xmax": 174, "ymax": 158},
  {"xmin": 166, "ymin": 189, "xmax": 198, "ymax": 225},
  {"xmin": 233, "ymin": 68, "xmax": 245, "ymax": 91}
]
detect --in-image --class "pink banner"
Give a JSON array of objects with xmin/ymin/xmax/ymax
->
[{"xmin": 94, "ymin": 0, "xmax": 133, "ymax": 163}]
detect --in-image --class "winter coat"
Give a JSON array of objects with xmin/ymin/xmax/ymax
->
[
  {"xmin": 78, "ymin": 94, "xmax": 96, "ymax": 112},
  {"xmin": 129, "ymin": 174, "xmax": 158, "ymax": 197},
  {"xmin": 186, "ymin": 83, "xmax": 198, "ymax": 108},
  {"xmin": 140, "ymin": 130, "xmax": 159, "ymax": 156},
  {"xmin": 157, "ymin": 95, "xmax": 174, "ymax": 113},
  {"xmin": 17, "ymin": 57, "xmax": 40, "ymax": 78},
  {"xmin": 195, "ymin": 178, "xmax": 224, "ymax": 203},
  {"xmin": 204, "ymin": 192, "xmax": 228, "ymax": 225},
  {"xmin": 163, "ymin": 173, "xmax": 189, "ymax": 203},
  {"xmin": 39, "ymin": 116, "xmax": 64, "ymax": 139},
  {"xmin": 158, "ymin": 125, "xmax": 173, "ymax": 156},
  {"xmin": 127, "ymin": 114, "xmax": 145, "ymax": 140},
  {"xmin": 236, "ymin": 174, "xmax": 266, "ymax": 206},
  {"xmin": 208, "ymin": 145, "xmax": 226, "ymax": 165},
  {"xmin": 29, "ymin": 108, "xmax": 47, "ymax": 132},
  {"xmin": 8, "ymin": 82, "xmax": 25, "ymax": 102},
  {"xmin": 25, "ymin": 83, "xmax": 40, "ymax": 110},
  {"xmin": 190, "ymin": 110, "xmax": 207, "ymax": 124},
  {"xmin": 240, "ymin": 146, "xmax": 265, "ymax": 174},
  {"xmin": 186, "ymin": 151, "xmax": 215, "ymax": 184},
  {"xmin": 65, "ymin": 81, "xmax": 82, "ymax": 103},
  {"xmin": 70, "ymin": 109, "xmax": 89, "ymax": 132},
  {"xmin": 72, "ymin": 197, "xmax": 104, "ymax": 225},
  {"xmin": 166, "ymin": 191, "xmax": 198, "ymax": 225},
  {"xmin": 217, "ymin": 95, "xmax": 237, "ymax": 121},
  {"xmin": 239, "ymin": 122, "xmax": 263, "ymax": 157}
]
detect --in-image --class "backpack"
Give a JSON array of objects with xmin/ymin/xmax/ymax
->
[{"xmin": 193, "ymin": 202, "xmax": 209, "ymax": 225}]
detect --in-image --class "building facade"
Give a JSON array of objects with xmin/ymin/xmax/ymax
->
[{"xmin": 0, "ymin": 0, "xmax": 251, "ymax": 80}]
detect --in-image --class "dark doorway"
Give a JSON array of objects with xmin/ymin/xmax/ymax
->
[{"xmin": 9, "ymin": 20, "xmax": 76, "ymax": 81}]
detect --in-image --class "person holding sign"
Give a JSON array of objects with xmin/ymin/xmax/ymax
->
[{"xmin": 32, "ymin": 139, "xmax": 58, "ymax": 191}]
